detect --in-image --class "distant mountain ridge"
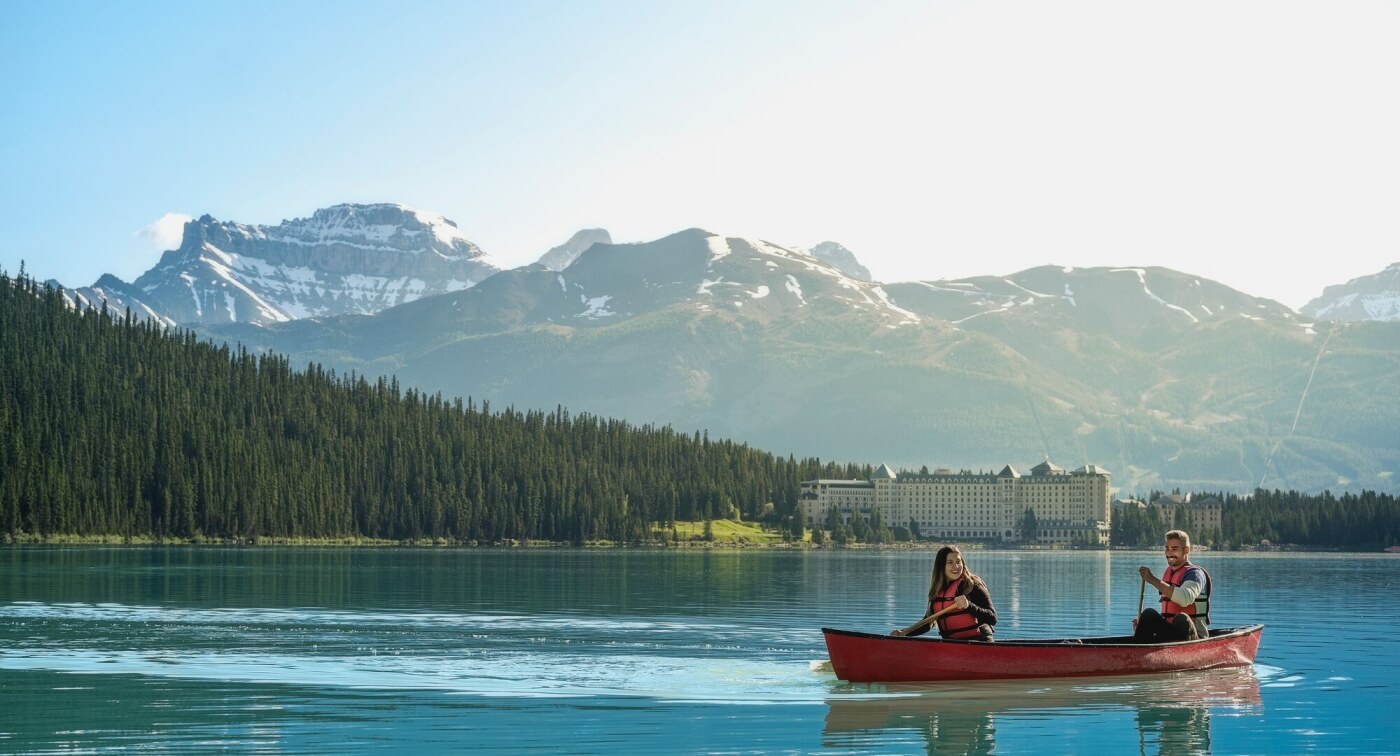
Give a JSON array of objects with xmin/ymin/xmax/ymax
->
[
  {"xmin": 54, "ymin": 200, "xmax": 1399, "ymax": 327},
  {"xmin": 38, "ymin": 202, "xmax": 1400, "ymax": 495},
  {"xmin": 64, "ymin": 203, "xmax": 500, "ymax": 326},
  {"xmin": 206, "ymin": 228, "xmax": 1400, "ymax": 496},
  {"xmin": 1302, "ymin": 262, "xmax": 1400, "ymax": 322}
]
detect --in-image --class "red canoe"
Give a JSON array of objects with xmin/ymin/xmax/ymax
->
[{"xmin": 822, "ymin": 625, "xmax": 1264, "ymax": 683}]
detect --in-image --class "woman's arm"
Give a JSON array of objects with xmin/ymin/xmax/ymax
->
[{"xmin": 966, "ymin": 584, "xmax": 997, "ymax": 627}]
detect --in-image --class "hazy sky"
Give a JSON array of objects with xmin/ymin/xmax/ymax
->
[{"xmin": 3, "ymin": 1, "xmax": 1398, "ymax": 309}]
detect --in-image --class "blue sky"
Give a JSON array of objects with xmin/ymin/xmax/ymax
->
[{"xmin": 3, "ymin": 1, "xmax": 1398, "ymax": 309}]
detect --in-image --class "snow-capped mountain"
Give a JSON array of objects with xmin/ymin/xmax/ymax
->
[
  {"xmin": 59, "ymin": 274, "xmax": 178, "ymax": 328},
  {"xmin": 192, "ymin": 226, "xmax": 1400, "ymax": 496},
  {"xmin": 227, "ymin": 229, "xmax": 1310, "ymax": 365},
  {"xmin": 809, "ymin": 241, "xmax": 872, "ymax": 282},
  {"xmin": 536, "ymin": 228, "xmax": 612, "ymax": 271},
  {"xmin": 550, "ymin": 229, "xmax": 911, "ymax": 323},
  {"xmin": 374, "ymin": 228, "xmax": 919, "ymax": 329},
  {"xmin": 1301, "ymin": 262, "xmax": 1400, "ymax": 322},
  {"xmin": 69, "ymin": 203, "xmax": 500, "ymax": 326}
]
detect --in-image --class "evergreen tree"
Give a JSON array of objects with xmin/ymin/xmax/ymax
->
[
  {"xmin": 0, "ymin": 273, "xmax": 872, "ymax": 544},
  {"xmin": 1020, "ymin": 507, "xmax": 1039, "ymax": 543}
]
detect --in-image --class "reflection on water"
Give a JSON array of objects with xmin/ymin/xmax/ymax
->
[
  {"xmin": 2, "ymin": 548, "xmax": 1398, "ymax": 753},
  {"xmin": 823, "ymin": 667, "xmax": 1263, "ymax": 755}
]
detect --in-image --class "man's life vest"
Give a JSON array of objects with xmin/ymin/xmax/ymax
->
[
  {"xmin": 931, "ymin": 578, "xmax": 983, "ymax": 639},
  {"xmin": 1160, "ymin": 562, "xmax": 1212, "ymax": 624}
]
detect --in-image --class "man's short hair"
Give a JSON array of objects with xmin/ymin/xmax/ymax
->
[{"xmin": 1165, "ymin": 529, "xmax": 1191, "ymax": 549}]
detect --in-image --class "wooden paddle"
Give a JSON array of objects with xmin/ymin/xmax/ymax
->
[
  {"xmin": 1136, "ymin": 574, "xmax": 1147, "ymax": 622},
  {"xmin": 891, "ymin": 603, "xmax": 960, "ymax": 638}
]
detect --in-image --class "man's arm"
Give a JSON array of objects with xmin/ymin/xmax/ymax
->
[{"xmin": 1139, "ymin": 565, "xmax": 1203, "ymax": 607}]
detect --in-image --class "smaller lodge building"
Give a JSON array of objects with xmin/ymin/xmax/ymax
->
[
  {"xmin": 800, "ymin": 460, "xmax": 1112, "ymax": 546},
  {"xmin": 1114, "ymin": 493, "xmax": 1224, "ymax": 542}
]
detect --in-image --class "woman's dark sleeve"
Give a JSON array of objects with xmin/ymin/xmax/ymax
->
[{"xmin": 967, "ymin": 584, "xmax": 997, "ymax": 627}]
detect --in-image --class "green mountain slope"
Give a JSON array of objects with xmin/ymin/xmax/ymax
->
[{"xmin": 204, "ymin": 234, "xmax": 1400, "ymax": 495}]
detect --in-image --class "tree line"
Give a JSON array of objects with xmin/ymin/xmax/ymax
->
[
  {"xmin": 0, "ymin": 272, "xmax": 868, "ymax": 543},
  {"xmin": 1111, "ymin": 489, "xmax": 1400, "ymax": 550},
  {"xmin": 4, "ymin": 270, "xmax": 1396, "ymax": 549}
]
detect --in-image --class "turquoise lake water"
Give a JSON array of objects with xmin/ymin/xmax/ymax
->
[{"xmin": 1, "ymin": 547, "xmax": 1396, "ymax": 753}]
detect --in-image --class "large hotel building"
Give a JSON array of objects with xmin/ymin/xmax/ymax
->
[{"xmin": 800, "ymin": 460, "xmax": 1112, "ymax": 546}]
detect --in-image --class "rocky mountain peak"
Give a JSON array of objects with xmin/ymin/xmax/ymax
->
[
  {"xmin": 810, "ymin": 241, "xmax": 872, "ymax": 282},
  {"xmin": 537, "ymin": 228, "xmax": 613, "ymax": 271},
  {"xmin": 1302, "ymin": 262, "xmax": 1400, "ymax": 322},
  {"xmin": 71, "ymin": 203, "xmax": 501, "ymax": 327},
  {"xmin": 521, "ymin": 228, "xmax": 917, "ymax": 328},
  {"xmin": 279, "ymin": 203, "xmax": 486, "ymax": 260}
]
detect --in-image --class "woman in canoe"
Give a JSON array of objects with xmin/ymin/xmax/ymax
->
[{"xmin": 892, "ymin": 545, "xmax": 997, "ymax": 641}]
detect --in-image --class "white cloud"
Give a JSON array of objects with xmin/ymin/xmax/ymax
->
[{"xmin": 136, "ymin": 213, "xmax": 192, "ymax": 251}]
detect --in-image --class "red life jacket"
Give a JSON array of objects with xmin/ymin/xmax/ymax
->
[
  {"xmin": 931, "ymin": 578, "xmax": 983, "ymax": 640},
  {"xmin": 1160, "ymin": 562, "xmax": 1212, "ymax": 623}
]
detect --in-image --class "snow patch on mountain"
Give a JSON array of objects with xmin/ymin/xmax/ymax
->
[
  {"xmin": 785, "ymin": 275, "xmax": 806, "ymax": 305},
  {"xmin": 915, "ymin": 281, "xmax": 981, "ymax": 296},
  {"xmin": 751, "ymin": 240, "xmax": 806, "ymax": 262},
  {"xmin": 1363, "ymin": 297, "xmax": 1400, "ymax": 319},
  {"xmin": 1303, "ymin": 263, "xmax": 1400, "ymax": 322},
  {"xmin": 706, "ymin": 235, "xmax": 733, "ymax": 262},
  {"xmin": 872, "ymin": 287, "xmax": 919, "ymax": 323},
  {"xmin": 401, "ymin": 205, "xmax": 472, "ymax": 246},
  {"xmin": 1113, "ymin": 268, "xmax": 1199, "ymax": 323},
  {"xmin": 579, "ymin": 294, "xmax": 615, "ymax": 319},
  {"xmin": 739, "ymin": 236, "xmax": 920, "ymax": 324},
  {"xmin": 1005, "ymin": 279, "xmax": 1056, "ymax": 299}
]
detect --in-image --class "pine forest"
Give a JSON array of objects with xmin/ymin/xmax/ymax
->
[{"xmin": 2, "ymin": 271, "xmax": 1396, "ymax": 549}]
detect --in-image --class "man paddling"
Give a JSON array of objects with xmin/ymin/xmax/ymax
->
[{"xmin": 1134, "ymin": 529, "xmax": 1212, "ymax": 642}]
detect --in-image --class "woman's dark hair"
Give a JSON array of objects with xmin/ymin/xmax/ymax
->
[{"xmin": 928, "ymin": 545, "xmax": 982, "ymax": 604}]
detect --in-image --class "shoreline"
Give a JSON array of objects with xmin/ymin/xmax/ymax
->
[{"xmin": 0, "ymin": 533, "xmax": 1375, "ymax": 552}]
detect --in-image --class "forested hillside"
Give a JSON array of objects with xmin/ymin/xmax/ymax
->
[
  {"xmin": 0, "ymin": 273, "xmax": 862, "ymax": 543},
  {"xmin": 6, "ymin": 272, "xmax": 1397, "ymax": 549},
  {"xmin": 1113, "ymin": 489, "xmax": 1400, "ymax": 550}
]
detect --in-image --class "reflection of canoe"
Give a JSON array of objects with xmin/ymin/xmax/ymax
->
[
  {"xmin": 823, "ymin": 666, "xmax": 1265, "ymax": 744},
  {"xmin": 824, "ymin": 666, "xmax": 1263, "ymax": 732},
  {"xmin": 822, "ymin": 625, "xmax": 1263, "ymax": 683}
]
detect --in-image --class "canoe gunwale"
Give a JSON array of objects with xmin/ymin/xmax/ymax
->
[{"xmin": 820, "ymin": 624, "xmax": 1264, "ymax": 649}]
